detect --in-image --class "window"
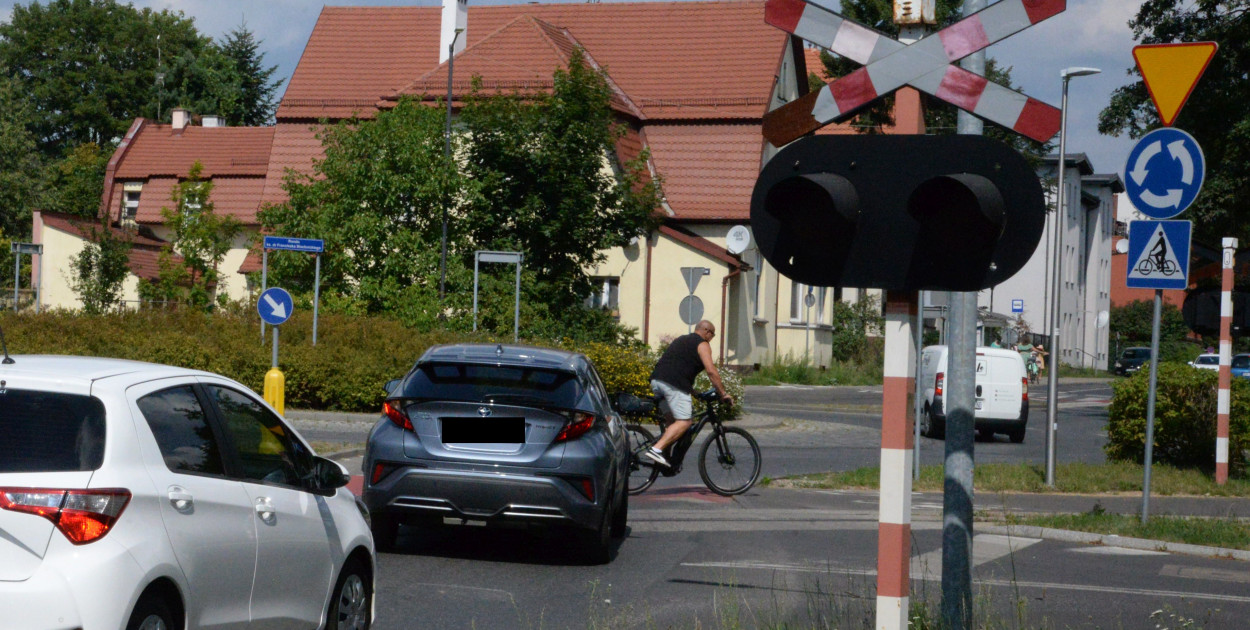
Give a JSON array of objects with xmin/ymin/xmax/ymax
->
[
  {"xmin": 790, "ymin": 283, "xmax": 804, "ymax": 322},
  {"xmin": 137, "ymin": 386, "xmax": 224, "ymax": 475},
  {"xmin": 584, "ymin": 277, "xmax": 619, "ymax": 315},
  {"xmin": 402, "ymin": 363, "xmax": 584, "ymax": 410},
  {"xmin": 752, "ymin": 266, "xmax": 763, "ymax": 318},
  {"xmin": 122, "ymin": 183, "xmax": 142, "ymax": 222},
  {"xmin": 816, "ymin": 287, "xmax": 828, "ymax": 324},
  {"xmin": 0, "ymin": 389, "xmax": 105, "ymax": 473},
  {"xmin": 209, "ymin": 386, "xmax": 309, "ymax": 486}
]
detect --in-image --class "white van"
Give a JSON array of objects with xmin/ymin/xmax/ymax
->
[{"xmin": 919, "ymin": 345, "xmax": 1029, "ymax": 443}]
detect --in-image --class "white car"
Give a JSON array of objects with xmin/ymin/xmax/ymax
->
[
  {"xmin": 1189, "ymin": 353, "xmax": 1220, "ymax": 371},
  {"xmin": 0, "ymin": 355, "xmax": 374, "ymax": 630},
  {"xmin": 919, "ymin": 345, "xmax": 1029, "ymax": 443}
]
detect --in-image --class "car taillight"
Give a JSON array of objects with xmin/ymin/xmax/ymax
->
[
  {"xmin": 371, "ymin": 462, "xmax": 396, "ymax": 485},
  {"xmin": 0, "ymin": 488, "xmax": 130, "ymax": 545},
  {"xmin": 556, "ymin": 412, "xmax": 597, "ymax": 442},
  {"xmin": 383, "ymin": 400, "xmax": 413, "ymax": 431},
  {"xmin": 935, "ymin": 373, "xmax": 944, "ymax": 397},
  {"xmin": 1022, "ymin": 377, "xmax": 1029, "ymax": 401}
]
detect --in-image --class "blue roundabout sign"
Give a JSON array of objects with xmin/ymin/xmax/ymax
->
[{"xmin": 1124, "ymin": 127, "xmax": 1205, "ymax": 219}]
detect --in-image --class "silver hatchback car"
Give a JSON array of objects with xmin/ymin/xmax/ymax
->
[{"xmin": 362, "ymin": 344, "xmax": 630, "ymax": 563}]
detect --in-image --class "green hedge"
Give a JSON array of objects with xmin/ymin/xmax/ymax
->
[
  {"xmin": 0, "ymin": 310, "xmax": 675, "ymax": 414},
  {"xmin": 1107, "ymin": 363, "xmax": 1250, "ymax": 477}
]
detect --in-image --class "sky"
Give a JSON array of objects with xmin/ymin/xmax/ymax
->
[{"xmin": 1, "ymin": 0, "xmax": 1150, "ymax": 180}]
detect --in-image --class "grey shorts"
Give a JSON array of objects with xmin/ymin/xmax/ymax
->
[{"xmin": 651, "ymin": 379, "xmax": 692, "ymax": 421}]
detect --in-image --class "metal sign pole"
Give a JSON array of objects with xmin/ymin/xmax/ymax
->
[
  {"xmin": 1142, "ymin": 289, "xmax": 1163, "ymax": 523},
  {"xmin": 260, "ymin": 250, "xmax": 268, "ymax": 341},
  {"xmin": 12, "ymin": 252, "xmax": 18, "ymax": 312},
  {"xmin": 472, "ymin": 252, "xmax": 480, "ymax": 333},
  {"xmin": 272, "ymin": 325, "xmax": 280, "ymax": 369},
  {"xmin": 313, "ymin": 254, "xmax": 321, "ymax": 346},
  {"xmin": 513, "ymin": 258, "xmax": 521, "ymax": 343}
]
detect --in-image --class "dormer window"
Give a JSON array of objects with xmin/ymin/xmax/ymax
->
[{"xmin": 122, "ymin": 182, "xmax": 142, "ymax": 224}]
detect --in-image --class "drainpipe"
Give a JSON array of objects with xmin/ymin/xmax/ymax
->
[
  {"xmin": 643, "ymin": 231, "xmax": 653, "ymax": 344},
  {"xmin": 720, "ymin": 266, "xmax": 743, "ymax": 363}
]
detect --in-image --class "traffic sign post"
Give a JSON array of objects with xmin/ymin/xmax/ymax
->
[
  {"xmin": 258, "ymin": 287, "xmax": 293, "ymax": 415},
  {"xmin": 1125, "ymin": 128, "xmax": 1205, "ymax": 219},
  {"xmin": 260, "ymin": 236, "xmax": 325, "ymax": 345}
]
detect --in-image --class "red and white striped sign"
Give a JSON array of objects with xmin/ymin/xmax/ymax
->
[{"xmin": 763, "ymin": 0, "xmax": 1064, "ymax": 146}]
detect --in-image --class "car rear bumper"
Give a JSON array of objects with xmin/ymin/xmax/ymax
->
[
  {"xmin": 364, "ymin": 466, "xmax": 605, "ymax": 531},
  {"xmin": 0, "ymin": 537, "xmax": 144, "ymax": 630}
]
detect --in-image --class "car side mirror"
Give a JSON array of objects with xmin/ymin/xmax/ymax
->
[
  {"xmin": 384, "ymin": 379, "xmax": 401, "ymax": 396},
  {"xmin": 311, "ymin": 456, "xmax": 351, "ymax": 492}
]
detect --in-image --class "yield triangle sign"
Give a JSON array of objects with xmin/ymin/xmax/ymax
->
[{"xmin": 1133, "ymin": 42, "xmax": 1218, "ymax": 126}]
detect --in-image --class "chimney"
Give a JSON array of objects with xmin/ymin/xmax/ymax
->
[
  {"xmin": 171, "ymin": 108, "xmax": 190, "ymax": 130},
  {"xmin": 440, "ymin": 0, "xmax": 468, "ymax": 64},
  {"xmin": 201, "ymin": 115, "xmax": 224, "ymax": 128}
]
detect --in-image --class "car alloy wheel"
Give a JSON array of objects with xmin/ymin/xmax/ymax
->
[{"xmin": 329, "ymin": 562, "xmax": 371, "ymax": 630}]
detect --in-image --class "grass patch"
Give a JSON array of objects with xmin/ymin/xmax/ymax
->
[
  {"xmin": 770, "ymin": 461, "xmax": 1250, "ymax": 497},
  {"xmin": 1006, "ymin": 511, "xmax": 1250, "ymax": 551},
  {"xmin": 742, "ymin": 354, "xmax": 882, "ymax": 387}
]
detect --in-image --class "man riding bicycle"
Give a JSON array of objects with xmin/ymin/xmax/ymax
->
[{"xmin": 643, "ymin": 320, "xmax": 733, "ymax": 468}]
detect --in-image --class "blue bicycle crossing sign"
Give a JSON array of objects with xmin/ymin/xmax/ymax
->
[
  {"xmin": 1126, "ymin": 220, "xmax": 1191, "ymax": 290},
  {"xmin": 1124, "ymin": 127, "xmax": 1204, "ymax": 219}
]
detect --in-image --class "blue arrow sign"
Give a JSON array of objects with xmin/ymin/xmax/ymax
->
[
  {"xmin": 263, "ymin": 236, "xmax": 325, "ymax": 253},
  {"xmin": 1124, "ymin": 128, "xmax": 1204, "ymax": 219},
  {"xmin": 257, "ymin": 287, "xmax": 294, "ymax": 325},
  {"xmin": 1126, "ymin": 220, "xmax": 1190, "ymax": 290}
]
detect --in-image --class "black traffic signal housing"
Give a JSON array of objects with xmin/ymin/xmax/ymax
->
[
  {"xmin": 750, "ymin": 135, "xmax": 1046, "ymax": 291},
  {"xmin": 1183, "ymin": 287, "xmax": 1250, "ymax": 338}
]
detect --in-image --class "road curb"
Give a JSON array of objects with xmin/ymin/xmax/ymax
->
[{"xmin": 978, "ymin": 523, "xmax": 1250, "ymax": 561}]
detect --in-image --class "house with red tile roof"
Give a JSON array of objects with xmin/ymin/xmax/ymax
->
[{"xmin": 44, "ymin": 0, "xmax": 911, "ymax": 366}]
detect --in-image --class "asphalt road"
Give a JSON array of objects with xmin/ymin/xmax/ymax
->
[{"xmin": 291, "ymin": 380, "xmax": 1250, "ymax": 628}]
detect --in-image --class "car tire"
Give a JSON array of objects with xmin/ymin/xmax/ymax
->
[
  {"xmin": 370, "ymin": 512, "xmax": 398, "ymax": 552},
  {"xmin": 580, "ymin": 496, "xmax": 613, "ymax": 565},
  {"xmin": 921, "ymin": 407, "xmax": 944, "ymax": 439},
  {"xmin": 610, "ymin": 485, "xmax": 628, "ymax": 538},
  {"xmin": 977, "ymin": 428, "xmax": 994, "ymax": 442},
  {"xmin": 327, "ymin": 558, "xmax": 372, "ymax": 630},
  {"xmin": 1008, "ymin": 427, "xmax": 1026, "ymax": 444},
  {"xmin": 126, "ymin": 594, "xmax": 176, "ymax": 630}
]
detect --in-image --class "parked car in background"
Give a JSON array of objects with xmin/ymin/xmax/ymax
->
[
  {"xmin": 919, "ymin": 345, "xmax": 1029, "ymax": 443},
  {"xmin": 0, "ymin": 355, "xmax": 375, "ymax": 630},
  {"xmin": 1232, "ymin": 354, "xmax": 1250, "ymax": 379},
  {"xmin": 1189, "ymin": 353, "xmax": 1220, "ymax": 371},
  {"xmin": 1115, "ymin": 347, "xmax": 1153, "ymax": 376},
  {"xmin": 363, "ymin": 343, "xmax": 630, "ymax": 564}
]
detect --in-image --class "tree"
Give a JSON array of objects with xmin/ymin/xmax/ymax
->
[
  {"xmin": 0, "ymin": 73, "xmax": 43, "ymax": 238},
  {"xmin": 41, "ymin": 143, "xmax": 109, "ymax": 219},
  {"xmin": 143, "ymin": 162, "xmax": 242, "ymax": 310},
  {"xmin": 70, "ymin": 221, "xmax": 131, "ymax": 314},
  {"xmin": 1110, "ymin": 299, "xmax": 1194, "ymax": 362},
  {"xmin": 259, "ymin": 98, "xmax": 469, "ymax": 328},
  {"xmin": 220, "ymin": 23, "xmax": 280, "ymax": 126},
  {"xmin": 1098, "ymin": 0, "xmax": 1250, "ymax": 246},
  {"xmin": 459, "ymin": 48, "xmax": 663, "ymax": 309},
  {"xmin": 811, "ymin": 0, "xmax": 1051, "ymax": 160}
]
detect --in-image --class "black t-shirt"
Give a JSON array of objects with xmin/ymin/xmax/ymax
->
[{"xmin": 650, "ymin": 332, "xmax": 706, "ymax": 394}]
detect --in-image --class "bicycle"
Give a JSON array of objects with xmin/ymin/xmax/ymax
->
[
  {"xmin": 622, "ymin": 389, "xmax": 762, "ymax": 497},
  {"xmin": 1136, "ymin": 257, "xmax": 1178, "ymax": 276}
]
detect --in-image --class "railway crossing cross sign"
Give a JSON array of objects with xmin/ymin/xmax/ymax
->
[
  {"xmin": 762, "ymin": 0, "xmax": 1065, "ymax": 146},
  {"xmin": 1126, "ymin": 220, "xmax": 1191, "ymax": 290}
]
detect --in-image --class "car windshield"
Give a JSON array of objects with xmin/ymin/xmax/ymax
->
[
  {"xmin": 399, "ymin": 363, "xmax": 583, "ymax": 409},
  {"xmin": 1124, "ymin": 349, "xmax": 1149, "ymax": 359},
  {"xmin": 1233, "ymin": 356, "xmax": 1250, "ymax": 369},
  {"xmin": 1196, "ymin": 356, "xmax": 1219, "ymax": 365},
  {"xmin": 0, "ymin": 389, "xmax": 106, "ymax": 472}
]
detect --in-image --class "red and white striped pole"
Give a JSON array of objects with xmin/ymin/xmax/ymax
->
[
  {"xmin": 1217, "ymin": 237, "xmax": 1237, "ymax": 485},
  {"xmin": 878, "ymin": 291, "xmax": 917, "ymax": 629}
]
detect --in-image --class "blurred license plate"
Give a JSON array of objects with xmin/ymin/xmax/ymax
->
[
  {"xmin": 974, "ymin": 400, "xmax": 983, "ymax": 410},
  {"xmin": 442, "ymin": 418, "xmax": 524, "ymax": 443}
]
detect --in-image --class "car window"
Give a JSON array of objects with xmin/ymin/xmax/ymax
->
[
  {"xmin": 1124, "ymin": 349, "xmax": 1146, "ymax": 359},
  {"xmin": 137, "ymin": 385, "xmax": 225, "ymax": 475},
  {"xmin": 401, "ymin": 363, "xmax": 584, "ymax": 409},
  {"xmin": 0, "ymin": 389, "xmax": 105, "ymax": 473},
  {"xmin": 1197, "ymin": 356, "xmax": 1219, "ymax": 365},
  {"xmin": 208, "ymin": 385, "xmax": 309, "ymax": 487},
  {"xmin": 1234, "ymin": 356, "xmax": 1250, "ymax": 369}
]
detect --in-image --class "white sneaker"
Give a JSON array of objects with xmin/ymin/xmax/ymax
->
[{"xmin": 642, "ymin": 447, "xmax": 671, "ymax": 468}]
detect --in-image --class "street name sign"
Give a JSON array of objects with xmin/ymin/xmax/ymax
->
[
  {"xmin": 257, "ymin": 287, "xmax": 294, "ymax": 326},
  {"xmin": 1126, "ymin": 220, "xmax": 1191, "ymax": 290},
  {"xmin": 263, "ymin": 236, "xmax": 325, "ymax": 253},
  {"xmin": 762, "ymin": 0, "xmax": 1064, "ymax": 146},
  {"xmin": 1133, "ymin": 42, "xmax": 1218, "ymax": 127},
  {"xmin": 1125, "ymin": 127, "xmax": 1205, "ymax": 219}
]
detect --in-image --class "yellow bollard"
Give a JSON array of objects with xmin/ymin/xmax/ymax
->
[{"xmin": 264, "ymin": 367, "xmax": 285, "ymax": 416}]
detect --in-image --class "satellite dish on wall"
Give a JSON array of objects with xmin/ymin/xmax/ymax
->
[
  {"xmin": 1096, "ymin": 310, "xmax": 1110, "ymax": 329},
  {"xmin": 1114, "ymin": 240, "xmax": 1129, "ymax": 254},
  {"xmin": 726, "ymin": 225, "xmax": 751, "ymax": 254}
]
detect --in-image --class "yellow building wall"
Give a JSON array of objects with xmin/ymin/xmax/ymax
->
[{"xmin": 37, "ymin": 225, "xmax": 87, "ymax": 310}]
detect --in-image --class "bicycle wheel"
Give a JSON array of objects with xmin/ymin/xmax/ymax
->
[
  {"xmin": 1161, "ymin": 260, "xmax": 1178, "ymax": 276},
  {"xmin": 697, "ymin": 426, "xmax": 762, "ymax": 496},
  {"xmin": 625, "ymin": 423, "xmax": 660, "ymax": 495}
]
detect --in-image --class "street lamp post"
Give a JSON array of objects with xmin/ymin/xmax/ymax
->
[
  {"xmin": 440, "ymin": 27, "xmax": 464, "ymax": 302},
  {"xmin": 1045, "ymin": 66, "xmax": 1100, "ymax": 486}
]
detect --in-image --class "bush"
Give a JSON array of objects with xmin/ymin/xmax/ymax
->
[{"xmin": 1106, "ymin": 363, "xmax": 1250, "ymax": 477}]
